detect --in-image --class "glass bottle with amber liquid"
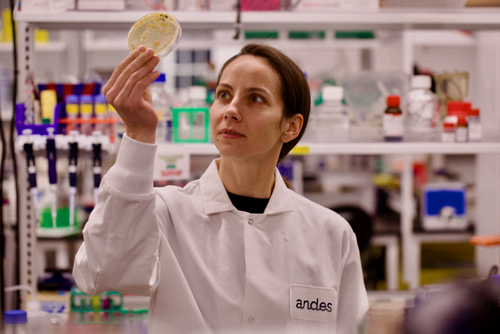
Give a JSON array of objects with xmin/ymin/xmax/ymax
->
[{"xmin": 383, "ymin": 95, "xmax": 403, "ymax": 142}]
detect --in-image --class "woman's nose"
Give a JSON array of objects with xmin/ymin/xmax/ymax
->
[{"xmin": 223, "ymin": 100, "xmax": 241, "ymax": 121}]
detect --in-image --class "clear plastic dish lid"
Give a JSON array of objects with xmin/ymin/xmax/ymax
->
[{"xmin": 128, "ymin": 12, "xmax": 182, "ymax": 59}]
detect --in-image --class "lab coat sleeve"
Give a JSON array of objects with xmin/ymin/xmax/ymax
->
[
  {"xmin": 73, "ymin": 134, "xmax": 162, "ymax": 296},
  {"xmin": 336, "ymin": 233, "xmax": 370, "ymax": 334}
]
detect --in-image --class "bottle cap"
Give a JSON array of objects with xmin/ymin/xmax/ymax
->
[
  {"xmin": 94, "ymin": 94, "xmax": 107, "ymax": 104},
  {"xmin": 469, "ymin": 108, "xmax": 480, "ymax": 117},
  {"xmin": 447, "ymin": 101, "xmax": 471, "ymax": 116},
  {"xmin": 322, "ymin": 86, "xmax": 343, "ymax": 101},
  {"xmin": 457, "ymin": 115, "xmax": 468, "ymax": 125},
  {"xmin": 411, "ymin": 75, "xmax": 432, "ymax": 89},
  {"xmin": 153, "ymin": 73, "xmax": 166, "ymax": 83},
  {"xmin": 386, "ymin": 95, "xmax": 400, "ymax": 108},
  {"xmin": 65, "ymin": 95, "xmax": 79, "ymax": 104},
  {"xmin": 80, "ymin": 95, "xmax": 93, "ymax": 104},
  {"xmin": 443, "ymin": 122, "xmax": 455, "ymax": 129},
  {"xmin": 4, "ymin": 310, "xmax": 28, "ymax": 324},
  {"xmin": 188, "ymin": 86, "xmax": 207, "ymax": 101}
]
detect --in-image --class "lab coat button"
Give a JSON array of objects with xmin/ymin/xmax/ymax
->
[
  {"xmin": 248, "ymin": 317, "xmax": 254, "ymax": 323},
  {"xmin": 248, "ymin": 219, "xmax": 253, "ymax": 225}
]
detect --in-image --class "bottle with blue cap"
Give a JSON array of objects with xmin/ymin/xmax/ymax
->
[
  {"xmin": 150, "ymin": 73, "xmax": 173, "ymax": 143},
  {"xmin": 4, "ymin": 310, "xmax": 28, "ymax": 334}
]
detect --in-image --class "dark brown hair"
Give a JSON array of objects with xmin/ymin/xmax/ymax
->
[{"xmin": 215, "ymin": 43, "xmax": 311, "ymax": 164}]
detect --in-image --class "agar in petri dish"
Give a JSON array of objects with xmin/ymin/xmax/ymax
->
[{"xmin": 128, "ymin": 12, "xmax": 182, "ymax": 59}]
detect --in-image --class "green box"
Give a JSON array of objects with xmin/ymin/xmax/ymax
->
[
  {"xmin": 244, "ymin": 31, "xmax": 279, "ymax": 39},
  {"xmin": 172, "ymin": 106, "xmax": 210, "ymax": 143},
  {"xmin": 289, "ymin": 31, "xmax": 325, "ymax": 39}
]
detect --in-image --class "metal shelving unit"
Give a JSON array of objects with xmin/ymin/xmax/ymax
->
[{"xmin": 12, "ymin": 8, "xmax": 500, "ymax": 300}]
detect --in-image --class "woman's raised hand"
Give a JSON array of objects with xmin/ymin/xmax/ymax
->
[{"xmin": 103, "ymin": 46, "xmax": 160, "ymax": 143}]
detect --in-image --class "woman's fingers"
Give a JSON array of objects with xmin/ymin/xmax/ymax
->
[
  {"xmin": 104, "ymin": 47, "xmax": 155, "ymax": 106},
  {"xmin": 103, "ymin": 45, "xmax": 146, "ymax": 97},
  {"xmin": 114, "ymin": 54, "xmax": 160, "ymax": 106}
]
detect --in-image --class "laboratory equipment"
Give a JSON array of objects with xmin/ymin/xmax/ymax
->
[
  {"xmin": 22, "ymin": 129, "xmax": 39, "ymax": 227},
  {"xmin": 434, "ymin": 70, "xmax": 469, "ymax": 118},
  {"xmin": 79, "ymin": 95, "xmax": 93, "ymax": 136},
  {"xmin": 405, "ymin": 75, "xmax": 440, "ymax": 142},
  {"xmin": 150, "ymin": 73, "xmax": 173, "ymax": 142},
  {"xmin": 68, "ymin": 130, "xmax": 79, "ymax": 227},
  {"xmin": 5, "ymin": 285, "xmax": 52, "ymax": 334},
  {"xmin": 65, "ymin": 95, "xmax": 79, "ymax": 133},
  {"xmin": 3, "ymin": 310, "xmax": 28, "ymax": 334},
  {"xmin": 383, "ymin": 95, "xmax": 403, "ymax": 142},
  {"xmin": 128, "ymin": 12, "xmax": 182, "ymax": 59},
  {"xmin": 94, "ymin": 94, "xmax": 107, "ymax": 135},
  {"xmin": 305, "ymin": 86, "xmax": 349, "ymax": 143},
  {"xmin": 46, "ymin": 127, "xmax": 57, "ymax": 227},
  {"xmin": 468, "ymin": 108, "xmax": 482, "ymax": 142},
  {"xmin": 422, "ymin": 183, "xmax": 467, "ymax": 231},
  {"xmin": 172, "ymin": 106, "xmax": 210, "ymax": 143},
  {"xmin": 441, "ymin": 122, "xmax": 456, "ymax": 143},
  {"xmin": 92, "ymin": 131, "xmax": 102, "ymax": 206},
  {"xmin": 456, "ymin": 115, "xmax": 468, "ymax": 143}
]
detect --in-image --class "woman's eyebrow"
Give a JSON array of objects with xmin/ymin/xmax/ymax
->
[
  {"xmin": 217, "ymin": 83, "xmax": 233, "ymax": 90},
  {"xmin": 244, "ymin": 87, "xmax": 271, "ymax": 95}
]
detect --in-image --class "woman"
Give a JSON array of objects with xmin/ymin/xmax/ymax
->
[{"xmin": 73, "ymin": 43, "xmax": 368, "ymax": 334}]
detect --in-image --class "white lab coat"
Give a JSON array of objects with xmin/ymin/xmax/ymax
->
[{"xmin": 73, "ymin": 134, "xmax": 369, "ymax": 334}]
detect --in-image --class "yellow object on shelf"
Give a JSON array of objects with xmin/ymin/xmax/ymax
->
[
  {"xmin": 1, "ymin": 8, "xmax": 13, "ymax": 42},
  {"xmin": 40, "ymin": 89, "xmax": 57, "ymax": 124},
  {"xmin": 35, "ymin": 29, "xmax": 50, "ymax": 43}
]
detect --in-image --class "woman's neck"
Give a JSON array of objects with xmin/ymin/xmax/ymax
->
[{"xmin": 217, "ymin": 158, "xmax": 276, "ymax": 199}]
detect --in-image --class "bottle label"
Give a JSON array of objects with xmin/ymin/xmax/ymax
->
[
  {"xmin": 456, "ymin": 127, "xmax": 468, "ymax": 143},
  {"xmin": 468, "ymin": 122, "xmax": 482, "ymax": 142},
  {"xmin": 383, "ymin": 113, "xmax": 403, "ymax": 138}
]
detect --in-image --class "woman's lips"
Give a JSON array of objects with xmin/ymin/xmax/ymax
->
[{"xmin": 220, "ymin": 128, "xmax": 244, "ymax": 139}]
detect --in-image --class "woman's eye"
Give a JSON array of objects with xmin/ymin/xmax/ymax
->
[
  {"xmin": 217, "ymin": 91, "xmax": 229, "ymax": 99},
  {"xmin": 250, "ymin": 95, "xmax": 264, "ymax": 103}
]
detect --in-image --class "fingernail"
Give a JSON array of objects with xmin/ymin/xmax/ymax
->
[
  {"xmin": 145, "ymin": 48, "xmax": 153, "ymax": 56},
  {"xmin": 136, "ymin": 45, "xmax": 146, "ymax": 53}
]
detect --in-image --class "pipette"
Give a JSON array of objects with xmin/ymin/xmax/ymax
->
[
  {"xmin": 46, "ymin": 127, "xmax": 57, "ymax": 227},
  {"xmin": 22, "ymin": 129, "xmax": 39, "ymax": 226},
  {"xmin": 68, "ymin": 130, "xmax": 79, "ymax": 227},
  {"xmin": 91, "ymin": 131, "xmax": 102, "ymax": 206}
]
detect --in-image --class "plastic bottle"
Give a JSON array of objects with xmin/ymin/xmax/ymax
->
[
  {"xmin": 150, "ymin": 73, "xmax": 173, "ymax": 143},
  {"xmin": 187, "ymin": 86, "xmax": 208, "ymax": 140},
  {"xmin": 4, "ymin": 285, "xmax": 51, "ymax": 334},
  {"xmin": 3, "ymin": 310, "xmax": 28, "ymax": 334},
  {"xmin": 456, "ymin": 115, "xmax": 468, "ymax": 143},
  {"xmin": 441, "ymin": 122, "xmax": 456, "ymax": 143},
  {"xmin": 314, "ymin": 86, "xmax": 349, "ymax": 143},
  {"xmin": 467, "ymin": 108, "xmax": 482, "ymax": 142},
  {"xmin": 94, "ymin": 94, "xmax": 108, "ymax": 135},
  {"xmin": 383, "ymin": 95, "xmax": 403, "ymax": 142},
  {"xmin": 80, "ymin": 95, "xmax": 94, "ymax": 136},
  {"xmin": 65, "ymin": 95, "xmax": 79, "ymax": 133},
  {"xmin": 445, "ymin": 101, "xmax": 471, "ymax": 126},
  {"xmin": 405, "ymin": 75, "xmax": 440, "ymax": 142}
]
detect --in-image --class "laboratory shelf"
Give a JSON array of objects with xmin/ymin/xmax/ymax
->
[
  {"xmin": 13, "ymin": 8, "xmax": 500, "ymax": 31},
  {"xmin": 0, "ymin": 41, "xmax": 66, "ymax": 52},
  {"xmin": 159, "ymin": 141, "xmax": 500, "ymax": 156}
]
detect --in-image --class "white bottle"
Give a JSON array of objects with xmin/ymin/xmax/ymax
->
[
  {"xmin": 150, "ymin": 73, "xmax": 173, "ymax": 143},
  {"xmin": 3, "ymin": 310, "xmax": 28, "ymax": 334},
  {"xmin": 405, "ymin": 75, "xmax": 440, "ymax": 142},
  {"xmin": 187, "ymin": 86, "xmax": 208, "ymax": 140},
  {"xmin": 4, "ymin": 285, "xmax": 51, "ymax": 334},
  {"xmin": 311, "ymin": 86, "xmax": 349, "ymax": 143}
]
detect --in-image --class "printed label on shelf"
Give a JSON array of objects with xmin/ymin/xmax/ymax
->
[
  {"xmin": 154, "ymin": 146, "xmax": 190, "ymax": 181},
  {"xmin": 291, "ymin": 146, "xmax": 310, "ymax": 155}
]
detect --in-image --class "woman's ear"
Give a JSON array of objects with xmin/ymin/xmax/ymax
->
[{"xmin": 282, "ymin": 114, "xmax": 304, "ymax": 143}]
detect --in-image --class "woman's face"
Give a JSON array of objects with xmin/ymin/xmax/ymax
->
[{"xmin": 211, "ymin": 55, "xmax": 286, "ymax": 164}]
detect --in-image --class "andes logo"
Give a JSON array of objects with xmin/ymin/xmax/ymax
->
[{"xmin": 295, "ymin": 298, "xmax": 333, "ymax": 312}]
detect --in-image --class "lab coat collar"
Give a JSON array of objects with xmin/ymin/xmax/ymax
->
[{"xmin": 200, "ymin": 159, "xmax": 294, "ymax": 215}]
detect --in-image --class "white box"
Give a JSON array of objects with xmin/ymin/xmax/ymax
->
[
  {"xmin": 295, "ymin": 0, "xmax": 379, "ymax": 11},
  {"xmin": 78, "ymin": 0, "xmax": 125, "ymax": 10}
]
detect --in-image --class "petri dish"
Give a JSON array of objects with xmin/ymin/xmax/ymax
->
[{"xmin": 128, "ymin": 12, "xmax": 182, "ymax": 59}]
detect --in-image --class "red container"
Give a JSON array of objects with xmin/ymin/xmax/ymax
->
[{"xmin": 241, "ymin": 0, "xmax": 281, "ymax": 10}]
